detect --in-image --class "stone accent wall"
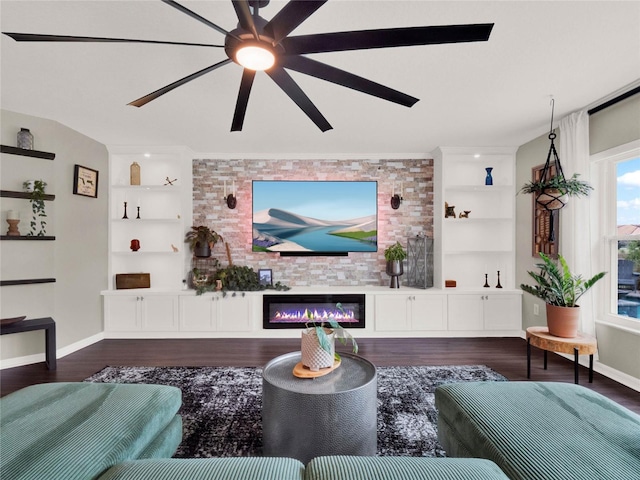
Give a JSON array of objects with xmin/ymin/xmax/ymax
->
[{"xmin": 192, "ymin": 158, "xmax": 433, "ymax": 287}]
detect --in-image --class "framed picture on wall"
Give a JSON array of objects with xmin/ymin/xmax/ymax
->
[
  {"xmin": 259, "ymin": 269, "xmax": 273, "ymax": 286},
  {"xmin": 73, "ymin": 164, "xmax": 99, "ymax": 198}
]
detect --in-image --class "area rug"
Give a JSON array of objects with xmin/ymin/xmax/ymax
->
[{"xmin": 85, "ymin": 364, "xmax": 506, "ymax": 458}]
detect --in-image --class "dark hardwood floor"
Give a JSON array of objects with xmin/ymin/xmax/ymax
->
[{"xmin": 2, "ymin": 337, "xmax": 638, "ymax": 414}]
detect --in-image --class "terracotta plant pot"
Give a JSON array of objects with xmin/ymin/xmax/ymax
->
[
  {"xmin": 546, "ymin": 304, "xmax": 580, "ymax": 338},
  {"xmin": 301, "ymin": 328, "xmax": 335, "ymax": 371}
]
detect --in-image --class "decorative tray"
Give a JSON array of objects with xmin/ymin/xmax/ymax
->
[{"xmin": 293, "ymin": 357, "xmax": 341, "ymax": 379}]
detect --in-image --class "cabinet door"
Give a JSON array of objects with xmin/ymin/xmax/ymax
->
[
  {"xmin": 374, "ymin": 295, "xmax": 410, "ymax": 331},
  {"xmin": 484, "ymin": 294, "xmax": 521, "ymax": 330},
  {"xmin": 411, "ymin": 295, "xmax": 447, "ymax": 330},
  {"xmin": 447, "ymin": 295, "xmax": 484, "ymax": 331},
  {"xmin": 180, "ymin": 295, "xmax": 217, "ymax": 331},
  {"xmin": 105, "ymin": 295, "xmax": 141, "ymax": 331},
  {"xmin": 141, "ymin": 295, "xmax": 178, "ymax": 332},
  {"xmin": 218, "ymin": 295, "xmax": 253, "ymax": 332}
]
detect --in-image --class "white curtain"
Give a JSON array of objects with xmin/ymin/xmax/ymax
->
[{"xmin": 558, "ymin": 109, "xmax": 597, "ymax": 334}]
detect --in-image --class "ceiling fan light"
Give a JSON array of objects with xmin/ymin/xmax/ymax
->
[{"xmin": 235, "ymin": 45, "xmax": 275, "ymax": 71}]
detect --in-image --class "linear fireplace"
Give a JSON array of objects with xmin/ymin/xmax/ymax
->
[{"xmin": 263, "ymin": 294, "xmax": 366, "ymax": 329}]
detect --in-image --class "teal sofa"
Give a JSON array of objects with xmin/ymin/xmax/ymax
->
[
  {"xmin": 98, "ymin": 456, "xmax": 508, "ymax": 480},
  {"xmin": 436, "ymin": 381, "xmax": 640, "ymax": 480},
  {"xmin": 0, "ymin": 382, "xmax": 182, "ymax": 480},
  {"xmin": 0, "ymin": 381, "xmax": 510, "ymax": 480}
]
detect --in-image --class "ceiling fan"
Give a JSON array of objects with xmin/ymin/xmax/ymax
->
[{"xmin": 3, "ymin": 0, "xmax": 494, "ymax": 132}]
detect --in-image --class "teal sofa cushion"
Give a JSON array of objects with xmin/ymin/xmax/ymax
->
[
  {"xmin": 436, "ymin": 381, "xmax": 640, "ymax": 480},
  {"xmin": 97, "ymin": 457, "xmax": 305, "ymax": 480},
  {"xmin": 304, "ymin": 456, "xmax": 509, "ymax": 479},
  {"xmin": 137, "ymin": 414, "xmax": 183, "ymax": 459},
  {"xmin": 1, "ymin": 382, "xmax": 182, "ymax": 480}
]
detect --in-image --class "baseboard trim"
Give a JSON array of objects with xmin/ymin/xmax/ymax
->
[
  {"xmin": 553, "ymin": 351, "xmax": 640, "ymax": 393},
  {"xmin": 0, "ymin": 332, "xmax": 104, "ymax": 370},
  {"xmin": 592, "ymin": 361, "xmax": 640, "ymax": 392}
]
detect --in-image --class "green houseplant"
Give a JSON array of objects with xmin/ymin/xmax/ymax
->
[
  {"xmin": 519, "ymin": 173, "xmax": 593, "ymax": 210},
  {"xmin": 23, "ymin": 180, "xmax": 47, "ymax": 236},
  {"xmin": 521, "ymin": 253, "xmax": 605, "ymax": 337},
  {"xmin": 384, "ymin": 242, "xmax": 407, "ymax": 288},
  {"xmin": 184, "ymin": 226, "xmax": 222, "ymax": 258},
  {"xmin": 302, "ymin": 303, "xmax": 358, "ymax": 371},
  {"xmin": 384, "ymin": 241, "xmax": 408, "ymax": 261},
  {"xmin": 192, "ymin": 264, "xmax": 290, "ymax": 296}
]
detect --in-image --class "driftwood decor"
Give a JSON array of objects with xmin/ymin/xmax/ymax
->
[{"xmin": 532, "ymin": 163, "xmax": 559, "ymax": 258}]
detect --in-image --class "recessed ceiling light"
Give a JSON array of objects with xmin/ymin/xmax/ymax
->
[{"xmin": 144, "ymin": 153, "xmax": 151, "ymax": 158}]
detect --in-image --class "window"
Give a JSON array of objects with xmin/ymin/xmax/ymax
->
[
  {"xmin": 615, "ymin": 158, "xmax": 640, "ymax": 319},
  {"xmin": 594, "ymin": 141, "xmax": 640, "ymax": 330}
]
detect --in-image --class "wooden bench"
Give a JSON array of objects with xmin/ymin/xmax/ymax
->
[{"xmin": 0, "ymin": 317, "xmax": 56, "ymax": 369}]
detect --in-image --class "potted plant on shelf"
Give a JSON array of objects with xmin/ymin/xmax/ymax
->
[
  {"xmin": 384, "ymin": 241, "xmax": 407, "ymax": 288},
  {"xmin": 191, "ymin": 264, "xmax": 290, "ymax": 295},
  {"xmin": 519, "ymin": 173, "xmax": 593, "ymax": 211},
  {"xmin": 302, "ymin": 303, "xmax": 358, "ymax": 372},
  {"xmin": 520, "ymin": 253, "xmax": 606, "ymax": 338},
  {"xmin": 184, "ymin": 225, "xmax": 222, "ymax": 258},
  {"xmin": 22, "ymin": 180, "xmax": 47, "ymax": 236}
]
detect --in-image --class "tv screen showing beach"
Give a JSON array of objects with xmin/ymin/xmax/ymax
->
[{"xmin": 252, "ymin": 181, "xmax": 378, "ymax": 253}]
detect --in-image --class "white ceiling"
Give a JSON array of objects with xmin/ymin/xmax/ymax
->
[{"xmin": 1, "ymin": 0, "xmax": 639, "ymax": 156}]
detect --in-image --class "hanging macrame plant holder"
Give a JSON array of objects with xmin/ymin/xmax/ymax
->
[{"xmin": 535, "ymin": 100, "xmax": 567, "ymax": 241}]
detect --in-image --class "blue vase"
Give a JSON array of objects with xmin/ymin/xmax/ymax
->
[{"xmin": 485, "ymin": 167, "xmax": 493, "ymax": 186}]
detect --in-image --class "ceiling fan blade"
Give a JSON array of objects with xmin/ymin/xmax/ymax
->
[
  {"xmin": 231, "ymin": 69, "xmax": 256, "ymax": 132},
  {"xmin": 282, "ymin": 23, "xmax": 494, "ymax": 54},
  {"xmin": 128, "ymin": 59, "xmax": 232, "ymax": 107},
  {"xmin": 161, "ymin": 0, "xmax": 240, "ymax": 40},
  {"xmin": 264, "ymin": 0, "xmax": 327, "ymax": 45},
  {"xmin": 266, "ymin": 67, "xmax": 332, "ymax": 132},
  {"xmin": 2, "ymin": 32, "xmax": 224, "ymax": 48},
  {"xmin": 282, "ymin": 55, "xmax": 418, "ymax": 107},
  {"xmin": 232, "ymin": 0, "xmax": 260, "ymax": 41}
]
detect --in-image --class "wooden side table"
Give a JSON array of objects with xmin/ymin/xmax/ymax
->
[
  {"xmin": 526, "ymin": 326, "xmax": 597, "ymax": 384},
  {"xmin": 0, "ymin": 317, "xmax": 56, "ymax": 370}
]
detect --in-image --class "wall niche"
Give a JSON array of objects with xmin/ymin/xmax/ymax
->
[{"xmin": 192, "ymin": 158, "xmax": 433, "ymax": 287}]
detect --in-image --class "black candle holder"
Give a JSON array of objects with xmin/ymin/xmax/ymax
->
[
  {"xmin": 483, "ymin": 273, "xmax": 490, "ymax": 288},
  {"xmin": 136, "ymin": 206, "xmax": 141, "ymax": 219},
  {"xmin": 122, "ymin": 201, "xmax": 128, "ymax": 219},
  {"xmin": 496, "ymin": 271, "xmax": 503, "ymax": 289}
]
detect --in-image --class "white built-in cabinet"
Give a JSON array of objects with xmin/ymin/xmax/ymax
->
[
  {"xmin": 102, "ymin": 145, "xmax": 523, "ymax": 338},
  {"xmin": 104, "ymin": 294, "xmax": 179, "ymax": 332},
  {"xmin": 433, "ymin": 147, "xmax": 518, "ymax": 290},
  {"xmin": 107, "ymin": 146, "xmax": 193, "ymax": 291},
  {"xmin": 180, "ymin": 294, "xmax": 254, "ymax": 332},
  {"xmin": 102, "ymin": 288, "xmax": 521, "ymax": 338},
  {"xmin": 374, "ymin": 293, "xmax": 447, "ymax": 331},
  {"xmin": 447, "ymin": 293, "xmax": 521, "ymax": 331},
  {"xmin": 104, "ymin": 291, "xmax": 256, "ymax": 336}
]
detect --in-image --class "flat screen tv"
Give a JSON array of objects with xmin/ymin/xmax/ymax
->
[{"xmin": 252, "ymin": 180, "xmax": 377, "ymax": 255}]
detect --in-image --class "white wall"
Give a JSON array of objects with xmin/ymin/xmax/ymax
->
[
  {"xmin": 515, "ymin": 133, "xmax": 553, "ymax": 329},
  {"xmin": 1, "ymin": 110, "xmax": 108, "ymax": 364}
]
